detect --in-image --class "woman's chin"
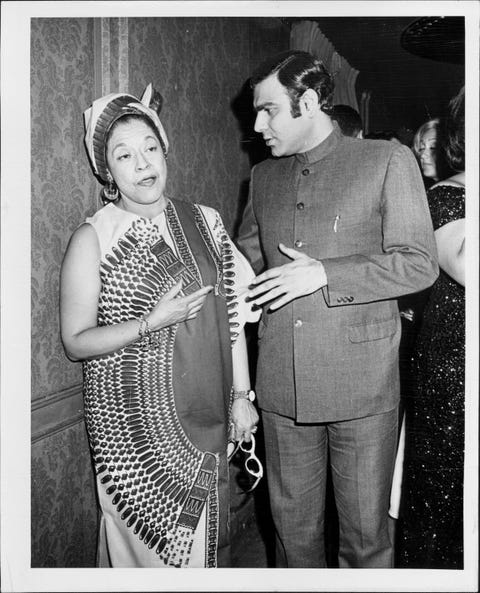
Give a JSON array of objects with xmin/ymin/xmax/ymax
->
[
  {"xmin": 118, "ymin": 192, "xmax": 167, "ymax": 213},
  {"xmin": 422, "ymin": 168, "xmax": 437, "ymax": 180}
]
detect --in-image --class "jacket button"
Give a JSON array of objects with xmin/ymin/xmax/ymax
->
[
  {"xmin": 296, "ymin": 202, "xmax": 305, "ymax": 210},
  {"xmin": 294, "ymin": 319, "xmax": 303, "ymax": 328},
  {"xmin": 302, "ymin": 168, "xmax": 310, "ymax": 176},
  {"xmin": 294, "ymin": 240, "xmax": 303, "ymax": 248}
]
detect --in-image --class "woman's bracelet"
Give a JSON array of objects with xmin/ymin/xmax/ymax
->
[{"xmin": 138, "ymin": 315, "xmax": 150, "ymax": 339}]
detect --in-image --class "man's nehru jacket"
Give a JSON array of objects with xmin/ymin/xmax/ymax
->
[{"xmin": 237, "ymin": 126, "xmax": 439, "ymax": 423}]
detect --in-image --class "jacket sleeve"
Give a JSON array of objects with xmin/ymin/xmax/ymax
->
[
  {"xmin": 321, "ymin": 144, "xmax": 439, "ymax": 307},
  {"xmin": 235, "ymin": 170, "xmax": 265, "ymax": 275}
]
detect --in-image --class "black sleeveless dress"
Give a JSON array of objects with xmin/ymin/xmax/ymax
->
[{"xmin": 397, "ymin": 185, "xmax": 465, "ymax": 569}]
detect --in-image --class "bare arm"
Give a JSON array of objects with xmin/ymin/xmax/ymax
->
[
  {"xmin": 229, "ymin": 329, "xmax": 259, "ymax": 442},
  {"xmin": 435, "ymin": 218, "xmax": 465, "ymax": 286},
  {"xmin": 60, "ymin": 223, "xmax": 212, "ymax": 361}
]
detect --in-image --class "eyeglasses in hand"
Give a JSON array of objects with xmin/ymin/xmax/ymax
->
[{"xmin": 227, "ymin": 433, "xmax": 263, "ymax": 492}]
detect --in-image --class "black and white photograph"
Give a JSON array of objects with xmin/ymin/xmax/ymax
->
[{"xmin": 1, "ymin": 1, "xmax": 478, "ymax": 591}]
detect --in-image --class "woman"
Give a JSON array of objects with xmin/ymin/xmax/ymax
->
[
  {"xmin": 397, "ymin": 88, "xmax": 465, "ymax": 569},
  {"xmin": 60, "ymin": 84, "xmax": 260, "ymax": 568},
  {"xmin": 412, "ymin": 118, "xmax": 441, "ymax": 184}
]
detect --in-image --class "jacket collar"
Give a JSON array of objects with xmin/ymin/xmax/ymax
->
[{"xmin": 295, "ymin": 124, "xmax": 341, "ymax": 164}]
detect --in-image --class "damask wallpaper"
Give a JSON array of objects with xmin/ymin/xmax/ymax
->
[
  {"xmin": 30, "ymin": 18, "xmax": 100, "ymax": 567},
  {"xmin": 129, "ymin": 17, "xmax": 256, "ymax": 233},
  {"xmin": 31, "ymin": 423, "xmax": 98, "ymax": 567},
  {"xmin": 31, "ymin": 16, "xmax": 288, "ymax": 567},
  {"xmin": 31, "ymin": 18, "xmax": 100, "ymax": 399}
]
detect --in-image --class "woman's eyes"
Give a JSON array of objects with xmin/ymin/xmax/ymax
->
[
  {"xmin": 116, "ymin": 145, "xmax": 157, "ymax": 160},
  {"xmin": 419, "ymin": 142, "xmax": 436, "ymax": 153}
]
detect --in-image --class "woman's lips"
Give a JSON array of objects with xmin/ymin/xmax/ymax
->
[{"xmin": 137, "ymin": 176, "xmax": 156, "ymax": 186}]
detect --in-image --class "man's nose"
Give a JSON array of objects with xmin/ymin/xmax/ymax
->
[{"xmin": 254, "ymin": 112, "xmax": 267, "ymax": 134}]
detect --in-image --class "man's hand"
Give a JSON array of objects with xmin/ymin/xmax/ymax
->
[{"xmin": 248, "ymin": 243, "xmax": 327, "ymax": 311}]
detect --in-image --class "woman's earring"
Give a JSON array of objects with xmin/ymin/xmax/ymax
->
[{"xmin": 102, "ymin": 174, "xmax": 119, "ymax": 202}]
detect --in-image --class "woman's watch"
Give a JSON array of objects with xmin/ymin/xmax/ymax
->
[{"xmin": 232, "ymin": 389, "xmax": 256, "ymax": 402}]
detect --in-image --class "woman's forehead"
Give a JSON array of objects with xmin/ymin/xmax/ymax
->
[
  {"xmin": 108, "ymin": 119, "xmax": 157, "ymax": 146},
  {"xmin": 422, "ymin": 128, "xmax": 437, "ymax": 141}
]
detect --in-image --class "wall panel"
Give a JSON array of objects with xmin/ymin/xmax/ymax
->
[
  {"xmin": 31, "ymin": 424, "xmax": 97, "ymax": 567},
  {"xmin": 30, "ymin": 16, "xmax": 100, "ymax": 568},
  {"xmin": 31, "ymin": 18, "xmax": 99, "ymax": 401}
]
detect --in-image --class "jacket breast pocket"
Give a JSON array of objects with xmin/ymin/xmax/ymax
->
[{"xmin": 348, "ymin": 316, "xmax": 398, "ymax": 343}]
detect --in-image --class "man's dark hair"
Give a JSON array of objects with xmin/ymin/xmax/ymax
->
[
  {"xmin": 250, "ymin": 50, "xmax": 334, "ymax": 118},
  {"xmin": 330, "ymin": 104, "xmax": 363, "ymax": 137},
  {"xmin": 364, "ymin": 130, "xmax": 400, "ymax": 142}
]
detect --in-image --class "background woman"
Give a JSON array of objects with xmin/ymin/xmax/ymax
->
[
  {"xmin": 60, "ymin": 85, "xmax": 260, "ymax": 568},
  {"xmin": 397, "ymin": 87, "xmax": 465, "ymax": 569},
  {"xmin": 412, "ymin": 118, "xmax": 441, "ymax": 185}
]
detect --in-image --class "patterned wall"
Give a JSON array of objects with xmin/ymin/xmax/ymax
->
[
  {"xmin": 31, "ymin": 424, "xmax": 98, "ymax": 567},
  {"xmin": 129, "ymin": 17, "xmax": 255, "ymax": 233},
  {"xmin": 30, "ymin": 17, "xmax": 100, "ymax": 567},
  {"xmin": 31, "ymin": 16, "xmax": 288, "ymax": 567},
  {"xmin": 31, "ymin": 18, "xmax": 100, "ymax": 399}
]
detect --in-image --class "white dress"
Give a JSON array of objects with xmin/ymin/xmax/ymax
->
[{"xmin": 83, "ymin": 199, "xmax": 258, "ymax": 567}]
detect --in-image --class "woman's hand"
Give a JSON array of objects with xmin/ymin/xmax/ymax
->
[
  {"xmin": 147, "ymin": 281, "xmax": 213, "ymax": 330},
  {"xmin": 60, "ymin": 223, "xmax": 213, "ymax": 361},
  {"xmin": 230, "ymin": 399, "xmax": 259, "ymax": 443}
]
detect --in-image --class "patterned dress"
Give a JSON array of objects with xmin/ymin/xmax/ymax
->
[
  {"xmin": 397, "ymin": 185, "xmax": 465, "ymax": 568},
  {"xmin": 83, "ymin": 199, "xmax": 257, "ymax": 568}
]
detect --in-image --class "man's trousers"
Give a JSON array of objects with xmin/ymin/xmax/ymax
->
[{"xmin": 262, "ymin": 406, "xmax": 398, "ymax": 568}]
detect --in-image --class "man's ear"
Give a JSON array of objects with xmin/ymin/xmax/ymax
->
[{"xmin": 300, "ymin": 88, "xmax": 320, "ymax": 116}]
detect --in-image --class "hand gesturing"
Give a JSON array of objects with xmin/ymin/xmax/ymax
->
[
  {"xmin": 248, "ymin": 243, "xmax": 327, "ymax": 311},
  {"xmin": 148, "ymin": 281, "xmax": 213, "ymax": 330}
]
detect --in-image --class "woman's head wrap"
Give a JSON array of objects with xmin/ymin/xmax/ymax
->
[{"xmin": 83, "ymin": 84, "xmax": 169, "ymax": 182}]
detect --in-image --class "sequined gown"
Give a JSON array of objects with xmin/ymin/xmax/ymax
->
[
  {"xmin": 397, "ymin": 185, "xmax": 465, "ymax": 568},
  {"xmin": 82, "ymin": 199, "xmax": 257, "ymax": 568}
]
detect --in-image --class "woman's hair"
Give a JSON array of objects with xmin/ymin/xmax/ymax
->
[
  {"xmin": 443, "ymin": 86, "xmax": 465, "ymax": 172},
  {"xmin": 250, "ymin": 50, "xmax": 334, "ymax": 116},
  {"xmin": 412, "ymin": 118, "xmax": 440, "ymax": 157}
]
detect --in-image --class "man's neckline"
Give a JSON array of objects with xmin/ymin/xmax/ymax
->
[{"xmin": 295, "ymin": 126, "xmax": 340, "ymax": 164}]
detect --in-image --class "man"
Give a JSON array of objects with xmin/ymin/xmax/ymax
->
[
  {"xmin": 236, "ymin": 51, "xmax": 438, "ymax": 568},
  {"xmin": 330, "ymin": 104, "xmax": 363, "ymax": 138}
]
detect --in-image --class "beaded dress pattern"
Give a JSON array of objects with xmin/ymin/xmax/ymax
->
[
  {"xmin": 83, "ymin": 200, "xmax": 255, "ymax": 567},
  {"xmin": 398, "ymin": 185, "xmax": 465, "ymax": 569}
]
